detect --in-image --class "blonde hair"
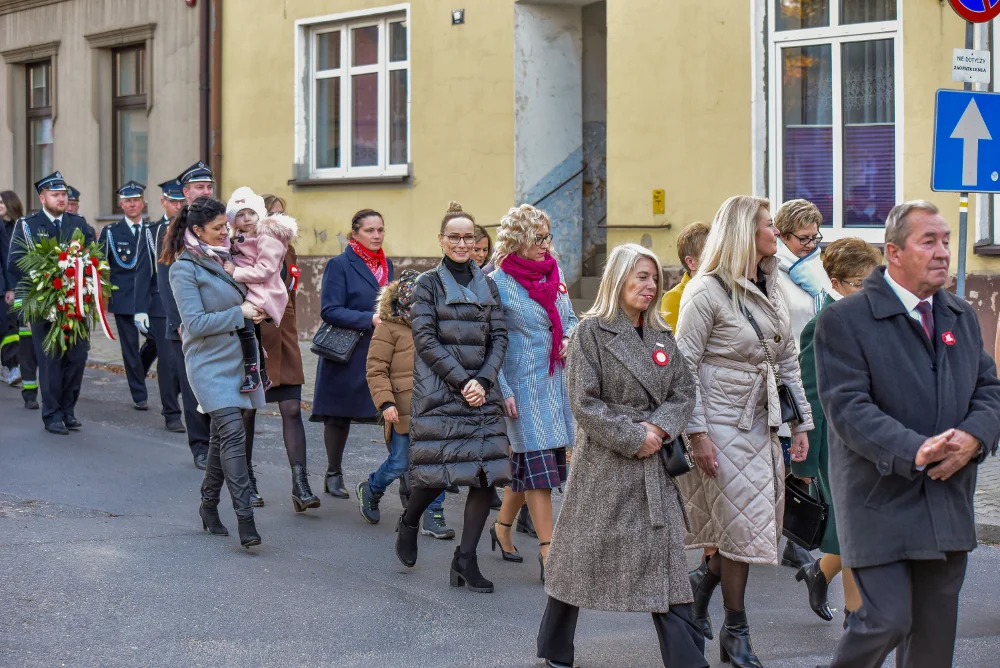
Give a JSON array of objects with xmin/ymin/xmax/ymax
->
[
  {"xmin": 584, "ymin": 243, "xmax": 668, "ymax": 331},
  {"xmin": 697, "ymin": 195, "xmax": 771, "ymax": 311},
  {"xmin": 774, "ymin": 198, "xmax": 822, "ymax": 236},
  {"xmin": 494, "ymin": 204, "xmax": 551, "ymax": 267}
]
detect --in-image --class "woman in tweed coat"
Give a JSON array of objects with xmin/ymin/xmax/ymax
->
[
  {"xmin": 492, "ymin": 205, "xmax": 578, "ymax": 581},
  {"xmin": 537, "ymin": 243, "xmax": 708, "ymax": 668}
]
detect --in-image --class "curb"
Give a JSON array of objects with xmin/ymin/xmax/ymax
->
[{"xmin": 977, "ymin": 521, "xmax": 1000, "ymax": 545}]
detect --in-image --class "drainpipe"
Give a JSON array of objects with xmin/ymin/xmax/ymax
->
[
  {"xmin": 199, "ymin": 0, "xmax": 210, "ymax": 164},
  {"xmin": 210, "ymin": 0, "xmax": 223, "ymax": 184}
]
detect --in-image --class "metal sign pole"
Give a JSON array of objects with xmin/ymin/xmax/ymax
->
[{"xmin": 957, "ymin": 20, "xmax": 974, "ymax": 299}]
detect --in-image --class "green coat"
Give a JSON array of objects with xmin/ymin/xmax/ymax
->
[{"xmin": 791, "ymin": 294, "xmax": 839, "ymax": 555}]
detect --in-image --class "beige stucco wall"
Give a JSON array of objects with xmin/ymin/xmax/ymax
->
[
  {"xmin": 0, "ymin": 0, "xmax": 201, "ymax": 223},
  {"xmin": 220, "ymin": 0, "xmax": 516, "ymax": 259}
]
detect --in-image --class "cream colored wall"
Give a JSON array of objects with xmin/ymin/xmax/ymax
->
[
  {"xmin": 220, "ymin": 0, "xmax": 516, "ymax": 259},
  {"xmin": 603, "ymin": 0, "xmax": 752, "ymax": 264}
]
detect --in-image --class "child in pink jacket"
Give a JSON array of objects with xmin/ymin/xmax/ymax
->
[{"xmin": 224, "ymin": 186, "xmax": 298, "ymax": 392}]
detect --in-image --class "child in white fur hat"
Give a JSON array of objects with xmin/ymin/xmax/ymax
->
[{"xmin": 224, "ymin": 186, "xmax": 298, "ymax": 392}]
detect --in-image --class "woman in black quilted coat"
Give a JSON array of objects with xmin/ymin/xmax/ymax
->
[{"xmin": 394, "ymin": 201, "xmax": 511, "ymax": 593}]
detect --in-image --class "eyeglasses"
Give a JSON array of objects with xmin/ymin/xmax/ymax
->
[
  {"xmin": 444, "ymin": 234, "xmax": 476, "ymax": 246},
  {"xmin": 533, "ymin": 234, "xmax": 554, "ymax": 247},
  {"xmin": 842, "ymin": 279, "xmax": 864, "ymax": 289},
  {"xmin": 789, "ymin": 232, "xmax": 824, "ymax": 246}
]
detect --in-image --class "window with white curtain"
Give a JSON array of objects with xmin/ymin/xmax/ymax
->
[
  {"xmin": 768, "ymin": 0, "xmax": 900, "ymax": 242},
  {"xmin": 296, "ymin": 6, "xmax": 409, "ymax": 181}
]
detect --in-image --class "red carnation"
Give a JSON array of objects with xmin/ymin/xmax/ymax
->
[
  {"xmin": 56, "ymin": 304, "xmax": 65, "ymax": 312},
  {"xmin": 65, "ymin": 266, "xmax": 76, "ymax": 278},
  {"xmin": 61, "ymin": 323, "xmax": 71, "ymax": 330},
  {"xmin": 59, "ymin": 252, "xmax": 68, "ymax": 262},
  {"xmin": 66, "ymin": 310, "xmax": 77, "ymax": 319},
  {"xmin": 91, "ymin": 256, "xmax": 100, "ymax": 267},
  {"xmin": 52, "ymin": 277, "xmax": 64, "ymax": 289},
  {"xmin": 84, "ymin": 294, "xmax": 93, "ymax": 304}
]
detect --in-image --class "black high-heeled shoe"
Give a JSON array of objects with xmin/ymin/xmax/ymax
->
[
  {"xmin": 489, "ymin": 520, "xmax": 523, "ymax": 562},
  {"xmin": 539, "ymin": 541, "xmax": 550, "ymax": 583},
  {"xmin": 450, "ymin": 547, "xmax": 494, "ymax": 593},
  {"xmin": 199, "ymin": 503, "xmax": 229, "ymax": 536},
  {"xmin": 690, "ymin": 555, "xmax": 720, "ymax": 640},
  {"xmin": 796, "ymin": 558, "xmax": 833, "ymax": 621},
  {"xmin": 719, "ymin": 608, "xmax": 763, "ymax": 668},
  {"xmin": 237, "ymin": 516, "xmax": 261, "ymax": 548},
  {"xmin": 324, "ymin": 471, "xmax": 349, "ymax": 499}
]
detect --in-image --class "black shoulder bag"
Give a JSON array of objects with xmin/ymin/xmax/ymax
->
[
  {"xmin": 660, "ymin": 434, "xmax": 693, "ymax": 478},
  {"xmin": 311, "ymin": 323, "xmax": 363, "ymax": 363},
  {"xmin": 783, "ymin": 475, "xmax": 829, "ymax": 551},
  {"xmin": 711, "ymin": 275, "xmax": 802, "ymax": 425}
]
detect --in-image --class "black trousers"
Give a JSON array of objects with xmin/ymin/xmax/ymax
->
[
  {"xmin": 18, "ymin": 318, "xmax": 37, "ymax": 402},
  {"xmin": 147, "ymin": 316, "xmax": 180, "ymax": 420},
  {"xmin": 537, "ymin": 596, "xmax": 708, "ymax": 668},
  {"xmin": 31, "ymin": 321, "xmax": 87, "ymax": 426},
  {"xmin": 200, "ymin": 407, "xmax": 254, "ymax": 519},
  {"xmin": 0, "ymin": 308, "xmax": 17, "ymax": 368},
  {"xmin": 167, "ymin": 337, "xmax": 210, "ymax": 458},
  {"xmin": 830, "ymin": 552, "xmax": 968, "ymax": 668},
  {"xmin": 114, "ymin": 316, "xmax": 148, "ymax": 404}
]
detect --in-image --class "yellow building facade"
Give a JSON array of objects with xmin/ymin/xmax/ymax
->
[{"xmin": 222, "ymin": 0, "xmax": 1000, "ymax": 341}]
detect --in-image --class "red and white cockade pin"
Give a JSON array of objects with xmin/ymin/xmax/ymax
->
[
  {"xmin": 557, "ymin": 282, "xmax": 568, "ymax": 294},
  {"xmin": 653, "ymin": 349, "xmax": 669, "ymax": 366},
  {"xmin": 942, "ymin": 331, "xmax": 956, "ymax": 346}
]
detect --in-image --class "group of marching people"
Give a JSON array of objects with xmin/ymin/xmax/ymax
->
[{"xmin": 5, "ymin": 171, "xmax": 997, "ymax": 668}]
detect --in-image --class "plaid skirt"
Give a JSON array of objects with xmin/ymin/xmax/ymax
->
[{"xmin": 510, "ymin": 447, "xmax": 567, "ymax": 492}]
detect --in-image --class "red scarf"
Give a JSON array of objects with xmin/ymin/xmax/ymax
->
[
  {"xmin": 501, "ymin": 252, "xmax": 564, "ymax": 374},
  {"xmin": 349, "ymin": 238, "xmax": 388, "ymax": 287}
]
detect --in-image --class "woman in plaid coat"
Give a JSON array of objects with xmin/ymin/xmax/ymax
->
[{"xmin": 491, "ymin": 205, "xmax": 578, "ymax": 582}]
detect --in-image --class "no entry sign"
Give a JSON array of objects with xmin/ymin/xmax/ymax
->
[{"xmin": 949, "ymin": 0, "xmax": 1000, "ymax": 23}]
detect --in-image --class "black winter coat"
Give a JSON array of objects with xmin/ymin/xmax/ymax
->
[{"xmin": 408, "ymin": 260, "xmax": 512, "ymax": 489}]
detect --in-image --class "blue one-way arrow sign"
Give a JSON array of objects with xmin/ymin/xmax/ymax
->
[{"xmin": 933, "ymin": 89, "xmax": 1000, "ymax": 193}]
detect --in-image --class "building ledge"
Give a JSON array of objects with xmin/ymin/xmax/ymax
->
[
  {"xmin": 974, "ymin": 244, "xmax": 1000, "ymax": 256},
  {"xmin": 288, "ymin": 174, "xmax": 410, "ymax": 188}
]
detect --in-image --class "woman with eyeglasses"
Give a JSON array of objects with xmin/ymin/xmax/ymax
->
[
  {"xmin": 491, "ymin": 205, "xmax": 577, "ymax": 583},
  {"xmin": 791, "ymin": 237, "xmax": 882, "ymax": 627},
  {"xmin": 771, "ymin": 198, "xmax": 833, "ymax": 571},
  {"xmin": 395, "ymin": 201, "xmax": 510, "ymax": 593}
]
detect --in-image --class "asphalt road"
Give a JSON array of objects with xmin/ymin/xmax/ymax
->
[{"xmin": 1, "ymin": 369, "xmax": 999, "ymax": 667}]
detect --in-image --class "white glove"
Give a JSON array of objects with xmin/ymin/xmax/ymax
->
[{"xmin": 134, "ymin": 313, "xmax": 149, "ymax": 334}]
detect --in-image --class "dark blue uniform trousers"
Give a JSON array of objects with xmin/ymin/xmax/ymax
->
[
  {"xmin": 114, "ymin": 316, "xmax": 148, "ymax": 404},
  {"xmin": 146, "ymin": 315, "xmax": 180, "ymax": 420},
  {"xmin": 166, "ymin": 337, "xmax": 209, "ymax": 459},
  {"xmin": 31, "ymin": 321, "xmax": 87, "ymax": 426}
]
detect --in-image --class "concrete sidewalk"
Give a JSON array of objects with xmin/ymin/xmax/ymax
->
[{"xmin": 85, "ymin": 316, "xmax": 1000, "ymax": 544}]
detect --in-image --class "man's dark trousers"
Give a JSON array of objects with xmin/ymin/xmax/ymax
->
[
  {"xmin": 147, "ymin": 315, "xmax": 180, "ymax": 421},
  {"xmin": 831, "ymin": 552, "xmax": 968, "ymax": 668},
  {"xmin": 18, "ymin": 318, "xmax": 38, "ymax": 402},
  {"xmin": 167, "ymin": 337, "xmax": 209, "ymax": 458},
  {"xmin": 31, "ymin": 321, "xmax": 87, "ymax": 425},
  {"xmin": 115, "ymin": 316, "xmax": 147, "ymax": 404}
]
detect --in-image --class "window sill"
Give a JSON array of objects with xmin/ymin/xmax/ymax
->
[
  {"xmin": 288, "ymin": 173, "xmax": 410, "ymax": 188},
  {"xmin": 973, "ymin": 244, "xmax": 1000, "ymax": 256}
]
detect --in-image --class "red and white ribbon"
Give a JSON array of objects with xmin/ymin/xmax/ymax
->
[
  {"xmin": 74, "ymin": 257, "xmax": 85, "ymax": 316},
  {"xmin": 89, "ymin": 262, "xmax": 115, "ymax": 341}
]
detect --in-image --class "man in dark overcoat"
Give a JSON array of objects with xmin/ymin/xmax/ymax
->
[
  {"xmin": 4, "ymin": 171, "xmax": 96, "ymax": 434},
  {"xmin": 814, "ymin": 200, "xmax": 1000, "ymax": 668}
]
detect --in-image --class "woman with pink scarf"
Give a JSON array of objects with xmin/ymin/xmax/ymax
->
[{"xmin": 490, "ymin": 204, "xmax": 578, "ymax": 583}]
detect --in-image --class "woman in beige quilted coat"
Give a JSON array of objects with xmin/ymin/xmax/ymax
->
[
  {"xmin": 675, "ymin": 195, "xmax": 813, "ymax": 668},
  {"xmin": 536, "ymin": 244, "xmax": 709, "ymax": 668}
]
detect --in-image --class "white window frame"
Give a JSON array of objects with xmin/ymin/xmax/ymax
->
[
  {"xmin": 766, "ymin": 0, "xmax": 903, "ymax": 244},
  {"xmin": 294, "ymin": 4, "xmax": 410, "ymax": 182}
]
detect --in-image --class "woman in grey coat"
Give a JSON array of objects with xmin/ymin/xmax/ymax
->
[
  {"xmin": 537, "ymin": 243, "xmax": 708, "ymax": 668},
  {"xmin": 164, "ymin": 197, "xmax": 267, "ymax": 548}
]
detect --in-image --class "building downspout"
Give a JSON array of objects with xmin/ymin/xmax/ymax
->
[
  {"xmin": 210, "ymin": 0, "xmax": 223, "ymax": 183},
  {"xmin": 199, "ymin": 0, "xmax": 210, "ymax": 163}
]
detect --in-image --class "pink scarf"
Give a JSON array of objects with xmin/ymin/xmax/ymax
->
[
  {"xmin": 184, "ymin": 228, "xmax": 230, "ymax": 266},
  {"xmin": 349, "ymin": 238, "xmax": 388, "ymax": 287},
  {"xmin": 501, "ymin": 252, "xmax": 564, "ymax": 374}
]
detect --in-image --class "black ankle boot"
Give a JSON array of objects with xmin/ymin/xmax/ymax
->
[
  {"xmin": 719, "ymin": 608, "xmax": 763, "ymax": 668},
  {"xmin": 291, "ymin": 464, "xmax": 321, "ymax": 512},
  {"xmin": 450, "ymin": 547, "xmax": 494, "ymax": 593},
  {"xmin": 199, "ymin": 502, "xmax": 229, "ymax": 536},
  {"xmin": 690, "ymin": 556, "xmax": 720, "ymax": 640},
  {"xmin": 796, "ymin": 558, "xmax": 833, "ymax": 621},
  {"xmin": 247, "ymin": 465, "xmax": 264, "ymax": 507},
  {"xmin": 237, "ymin": 516, "xmax": 261, "ymax": 548},
  {"xmin": 237, "ymin": 328, "xmax": 261, "ymax": 393},
  {"xmin": 395, "ymin": 514, "xmax": 419, "ymax": 567},
  {"xmin": 325, "ymin": 471, "xmax": 349, "ymax": 498}
]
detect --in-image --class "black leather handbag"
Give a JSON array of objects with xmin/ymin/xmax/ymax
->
[
  {"xmin": 660, "ymin": 435, "xmax": 693, "ymax": 478},
  {"xmin": 310, "ymin": 323, "xmax": 363, "ymax": 363},
  {"xmin": 782, "ymin": 475, "xmax": 828, "ymax": 551}
]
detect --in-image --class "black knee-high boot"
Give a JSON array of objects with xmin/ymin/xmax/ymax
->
[{"xmin": 237, "ymin": 325, "xmax": 261, "ymax": 393}]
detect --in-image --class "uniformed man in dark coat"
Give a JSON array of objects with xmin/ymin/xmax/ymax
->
[
  {"xmin": 65, "ymin": 185, "xmax": 96, "ymax": 239},
  {"xmin": 5, "ymin": 171, "xmax": 96, "ymax": 435},
  {"xmin": 98, "ymin": 181, "xmax": 151, "ymax": 410},
  {"xmin": 815, "ymin": 200, "xmax": 1000, "ymax": 668},
  {"xmin": 134, "ymin": 179, "xmax": 185, "ymax": 432}
]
